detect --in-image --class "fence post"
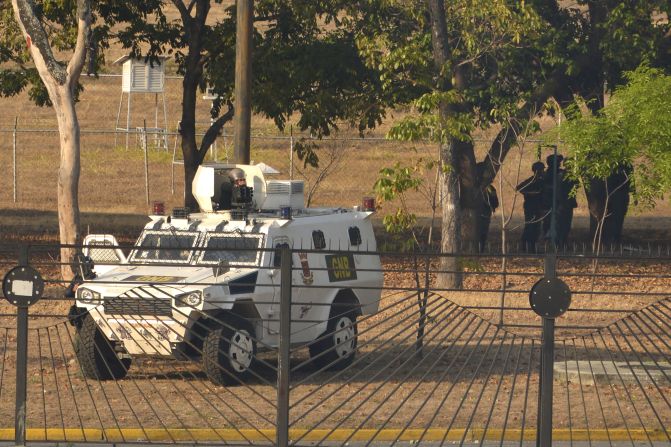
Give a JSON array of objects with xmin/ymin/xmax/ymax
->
[
  {"xmin": 531, "ymin": 253, "xmax": 570, "ymax": 447},
  {"xmin": 13, "ymin": 117, "xmax": 18, "ymax": 203},
  {"xmin": 277, "ymin": 246, "xmax": 292, "ymax": 447},
  {"xmin": 538, "ymin": 254, "xmax": 555, "ymax": 447},
  {"xmin": 2, "ymin": 246, "xmax": 44, "ymax": 446},
  {"xmin": 289, "ymin": 125, "xmax": 294, "ymax": 180},
  {"xmin": 15, "ymin": 246, "xmax": 29, "ymax": 446},
  {"xmin": 143, "ymin": 119, "xmax": 150, "ymax": 206}
]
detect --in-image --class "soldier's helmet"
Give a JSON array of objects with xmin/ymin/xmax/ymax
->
[
  {"xmin": 546, "ymin": 154, "xmax": 564, "ymax": 167},
  {"xmin": 229, "ymin": 168, "xmax": 245, "ymax": 180}
]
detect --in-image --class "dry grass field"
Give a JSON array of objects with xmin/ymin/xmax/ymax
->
[
  {"xmin": 1, "ymin": 72, "xmax": 670, "ymax": 243},
  {"xmin": 1, "ymin": 68, "xmax": 670, "ymax": 245}
]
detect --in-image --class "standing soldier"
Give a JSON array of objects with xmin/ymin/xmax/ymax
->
[
  {"xmin": 476, "ymin": 163, "xmax": 499, "ymax": 252},
  {"xmin": 542, "ymin": 154, "xmax": 577, "ymax": 247},
  {"xmin": 516, "ymin": 161, "xmax": 545, "ymax": 252},
  {"xmin": 541, "ymin": 153, "xmax": 562, "ymax": 242}
]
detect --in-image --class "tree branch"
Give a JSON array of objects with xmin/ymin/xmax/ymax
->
[
  {"xmin": 186, "ymin": 0, "xmax": 197, "ymax": 15},
  {"xmin": 195, "ymin": 0, "xmax": 209, "ymax": 27},
  {"xmin": 171, "ymin": 0, "xmax": 191, "ymax": 26},
  {"xmin": 197, "ymin": 100, "xmax": 235, "ymax": 164},
  {"xmin": 66, "ymin": 0, "xmax": 92, "ymax": 90},
  {"xmin": 479, "ymin": 68, "xmax": 570, "ymax": 187},
  {"xmin": 11, "ymin": 0, "xmax": 67, "ymax": 84}
]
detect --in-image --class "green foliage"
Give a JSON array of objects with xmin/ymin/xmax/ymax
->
[
  {"xmin": 373, "ymin": 157, "xmax": 442, "ymax": 249},
  {"xmin": 113, "ymin": 1, "xmax": 392, "ymax": 168},
  {"xmin": 358, "ymin": 0, "xmax": 544, "ymax": 132},
  {"xmin": 374, "ymin": 162, "xmax": 423, "ymax": 203},
  {"xmin": 0, "ymin": 0, "xmax": 164, "ymax": 103},
  {"xmin": 373, "ymin": 160, "xmax": 420, "ymax": 246},
  {"xmin": 557, "ymin": 65, "xmax": 671, "ymax": 208},
  {"xmin": 292, "ymin": 138, "xmax": 320, "ymax": 169},
  {"xmin": 361, "ymin": 0, "xmax": 544, "ymax": 247}
]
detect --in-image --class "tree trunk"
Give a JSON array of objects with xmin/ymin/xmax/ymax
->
[
  {"xmin": 426, "ymin": 0, "xmax": 466, "ymax": 288},
  {"xmin": 172, "ymin": 0, "xmax": 209, "ymax": 210},
  {"xmin": 456, "ymin": 139, "xmax": 479, "ymax": 251},
  {"xmin": 53, "ymin": 86, "xmax": 82, "ymax": 279},
  {"xmin": 586, "ymin": 167, "xmax": 631, "ymax": 246},
  {"xmin": 180, "ymin": 68, "xmax": 200, "ymax": 210},
  {"xmin": 183, "ymin": 140, "xmax": 199, "ymax": 211},
  {"xmin": 438, "ymin": 137, "xmax": 463, "ymax": 289},
  {"xmin": 11, "ymin": 0, "xmax": 90, "ymax": 280}
]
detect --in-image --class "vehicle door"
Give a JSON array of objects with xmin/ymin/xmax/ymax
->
[
  {"xmin": 83, "ymin": 234, "xmax": 127, "ymax": 275},
  {"xmin": 267, "ymin": 237, "xmax": 313, "ymax": 343}
]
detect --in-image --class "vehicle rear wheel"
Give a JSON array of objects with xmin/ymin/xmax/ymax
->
[
  {"xmin": 309, "ymin": 308, "xmax": 358, "ymax": 371},
  {"xmin": 202, "ymin": 315, "xmax": 256, "ymax": 386},
  {"xmin": 75, "ymin": 314, "xmax": 131, "ymax": 380}
]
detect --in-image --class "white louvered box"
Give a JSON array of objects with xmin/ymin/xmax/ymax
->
[
  {"xmin": 262, "ymin": 180, "xmax": 305, "ymax": 210},
  {"xmin": 115, "ymin": 56, "xmax": 165, "ymax": 93}
]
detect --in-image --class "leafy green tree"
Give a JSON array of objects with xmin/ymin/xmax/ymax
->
[
  {"xmin": 361, "ymin": 0, "xmax": 670, "ymax": 283},
  {"xmin": 358, "ymin": 0, "xmax": 546, "ymax": 286},
  {"xmin": 0, "ymin": 0, "xmax": 162, "ymax": 278},
  {"xmin": 532, "ymin": 0, "xmax": 671, "ymax": 243},
  {"xmin": 559, "ymin": 65, "xmax": 671, "ymax": 234}
]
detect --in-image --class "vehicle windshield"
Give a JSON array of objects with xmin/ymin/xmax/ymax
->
[
  {"xmin": 130, "ymin": 230, "xmax": 199, "ymax": 263},
  {"xmin": 198, "ymin": 233, "xmax": 264, "ymax": 266}
]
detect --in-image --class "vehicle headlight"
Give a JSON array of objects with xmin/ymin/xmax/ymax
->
[
  {"xmin": 77, "ymin": 287, "xmax": 102, "ymax": 304},
  {"xmin": 175, "ymin": 291, "xmax": 203, "ymax": 308}
]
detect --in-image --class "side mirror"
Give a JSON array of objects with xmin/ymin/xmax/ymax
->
[{"xmin": 72, "ymin": 253, "xmax": 96, "ymax": 280}]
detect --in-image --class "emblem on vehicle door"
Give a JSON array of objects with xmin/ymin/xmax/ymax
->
[{"xmin": 298, "ymin": 252, "xmax": 314, "ymax": 285}]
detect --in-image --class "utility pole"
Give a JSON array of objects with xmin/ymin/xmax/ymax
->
[{"xmin": 233, "ymin": 0, "xmax": 253, "ymax": 164}]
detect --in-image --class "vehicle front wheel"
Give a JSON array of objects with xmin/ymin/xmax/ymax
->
[
  {"xmin": 74, "ymin": 314, "xmax": 131, "ymax": 380},
  {"xmin": 202, "ymin": 315, "xmax": 256, "ymax": 386},
  {"xmin": 309, "ymin": 309, "xmax": 358, "ymax": 371}
]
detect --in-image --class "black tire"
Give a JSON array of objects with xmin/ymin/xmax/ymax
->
[
  {"xmin": 202, "ymin": 315, "xmax": 256, "ymax": 386},
  {"xmin": 75, "ymin": 314, "xmax": 131, "ymax": 380},
  {"xmin": 309, "ymin": 308, "xmax": 358, "ymax": 371}
]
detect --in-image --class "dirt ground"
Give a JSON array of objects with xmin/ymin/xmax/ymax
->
[{"xmin": 0, "ymin": 250, "xmax": 669, "ymax": 440}]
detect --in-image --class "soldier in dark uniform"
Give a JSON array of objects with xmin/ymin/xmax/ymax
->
[
  {"xmin": 541, "ymin": 154, "xmax": 561, "ymax": 241},
  {"xmin": 217, "ymin": 168, "xmax": 247, "ymax": 210},
  {"xmin": 542, "ymin": 154, "xmax": 577, "ymax": 247},
  {"xmin": 476, "ymin": 163, "xmax": 499, "ymax": 252},
  {"xmin": 516, "ymin": 161, "xmax": 545, "ymax": 252}
]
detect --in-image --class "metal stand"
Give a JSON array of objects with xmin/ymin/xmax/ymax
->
[
  {"xmin": 115, "ymin": 92, "xmax": 168, "ymax": 150},
  {"xmin": 531, "ymin": 254, "xmax": 571, "ymax": 447},
  {"xmin": 15, "ymin": 306, "xmax": 28, "ymax": 445},
  {"xmin": 277, "ymin": 246, "xmax": 292, "ymax": 447},
  {"xmin": 2, "ymin": 247, "xmax": 44, "ymax": 446}
]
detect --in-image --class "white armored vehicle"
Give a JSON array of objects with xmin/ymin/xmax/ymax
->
[{"xmin": 69, "ymin": 164, "xmax": 383, "ymax": 385}]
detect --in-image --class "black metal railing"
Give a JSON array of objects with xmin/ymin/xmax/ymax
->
[{"xmin": 0, "ymin": 243, "xmax": 669, "ymax": 446}]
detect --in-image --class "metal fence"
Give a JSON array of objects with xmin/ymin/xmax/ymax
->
[{"xmin": 0, "ymin": 243, "xmax": 670, "ymax": 446}]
